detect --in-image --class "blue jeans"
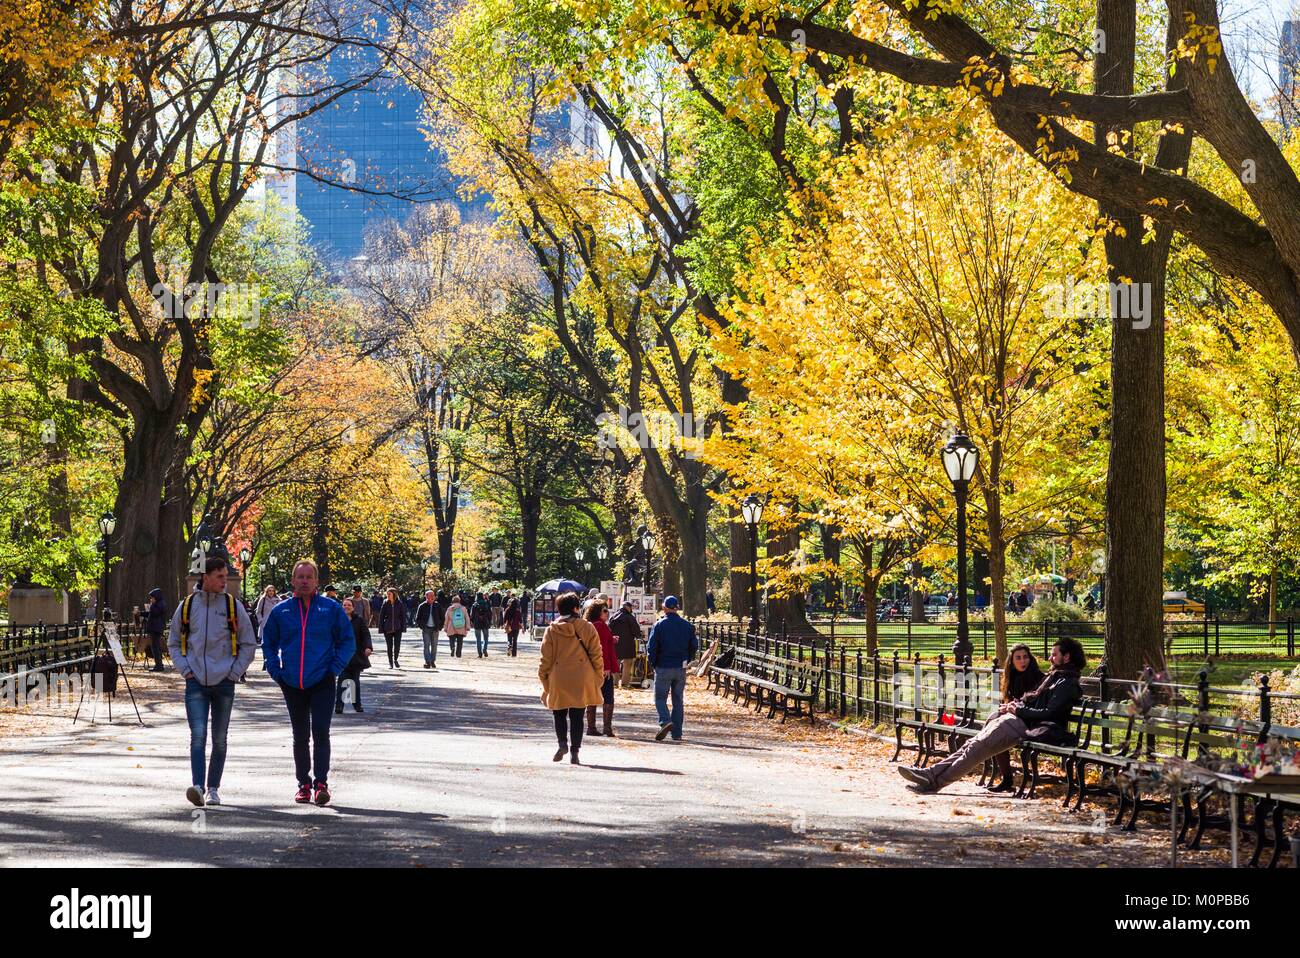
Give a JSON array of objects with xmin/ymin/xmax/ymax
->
[
  {"xmin": 654, "ymin": 667, "xmax": 686, "ymax": 739},
  {"xmin": 475, "ymin": 627, "xmax": 489, "ymax": 655},
  {"xmin": 184, "ymin": 677, "xmax": 236, "ymax": 788},
  {"xmin": 421, "ymin": 628, "xmax": 439, "ymax": 666}
]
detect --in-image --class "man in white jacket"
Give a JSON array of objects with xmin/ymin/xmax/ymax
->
[{"xmin": 168, "ymin": 557, "xmax": 257, "ymax": 807}]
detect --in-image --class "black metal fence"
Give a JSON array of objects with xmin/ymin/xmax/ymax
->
[
  {"xmin": 694, "ymin": 622, "xmax": 1297, "ymax": 732},
  {"xmin": 726, "ymin": 616, "xmax": 1299, "ymax": 659}
]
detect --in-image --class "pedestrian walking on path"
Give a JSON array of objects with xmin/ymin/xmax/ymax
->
[
  {"xmin": 168, "ymin": 557, "xmax": 257, "ymax": 808},
  {"xmin": 583, "ymin": 600, "xmax": 621, "ymax": 737},
  {"xmin": 471, "ymin": 593, "xmax": 492, "ymax": 657},
  {"xmin": 261, "ymin": 560, "xmax": 355, "ymax": 806},
  {"xmin": 350, "ymin": 585, "xmax": 373, "ymax": 627},
  {"xmin": 538, "ymin": 592, "xmax": 604, "ymax": 765},
  {"xmin": 415, "ymin": 590, "xmax": 440, "ymax": 670},
  {"xmin": 379, "ymin": 588, "xmax": 406, "ymax": 669},
  {"xmin": 646, "ymin": 596, "xmax": 697, "ymax": 743},
  {"xmin": 144, "ymin": 588, "xmax": 170, "ymax": 672},
  {"xmin": 608, "ymin": 599, "xmax": 642, "ymax": 689},
  {"xmin": 444, "ymin": 594, "xmax": 470, "ymax": 658},
  {"xmin": 503, "ymin": 597, "xmax": 522, "ymax": 657},
  {"xmin": 254, "ymin": 585, "xmax": 278, "ymax": 640},
  {"xmin": 336, "ymin": 598, "xmax": 374, "ymax": 714}
]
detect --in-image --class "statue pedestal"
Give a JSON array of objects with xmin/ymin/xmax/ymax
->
[{"xmin": 8, "ymin": 587, "xmax": 77, "ymax": 626}]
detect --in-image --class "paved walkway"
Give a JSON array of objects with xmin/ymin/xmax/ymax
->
[{"xmin": 0, "ymin": 629, "xmax": 1191, "ymax": 866}]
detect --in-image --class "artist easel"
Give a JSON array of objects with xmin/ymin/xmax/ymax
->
[{"xmin": 72, "ymin": 615, "xmax": 145, "ymax": 726}]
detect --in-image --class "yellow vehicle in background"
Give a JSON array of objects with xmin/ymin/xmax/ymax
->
[{"xmin": 1163, "ymin": 591, "xmax": 1206, "ymax": 615}]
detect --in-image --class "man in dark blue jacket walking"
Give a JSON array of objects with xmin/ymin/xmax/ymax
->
[
  {"xmin": 261, "ymin": 559, "xmax": 355, "ymax": 805},
  {"xmin": 646, "ymin": 596, "xmax": 697, "ymax": 742}
]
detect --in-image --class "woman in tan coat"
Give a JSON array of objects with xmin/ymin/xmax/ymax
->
[{"xmin": 539, "ymin": 591, "xmax": 605, "ymax": 765}]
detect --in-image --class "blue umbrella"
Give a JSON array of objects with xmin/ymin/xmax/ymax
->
[{"xmin": 537, "ymin": 578, "xmax": 585, "ymax": 593}]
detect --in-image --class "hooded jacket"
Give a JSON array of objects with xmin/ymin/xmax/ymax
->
[
  {"xmin": 167, "ymin": 589, "xmax": 257, "ymax": 686},
  {"xmin": 145, "ymin": 590, "xmax": 170, "ymax": 634},
  {"xmin": 538, "ymin": 614, "xmax": 604, "ymax": 709},
  {"xmin": 260, "ymin": 593, "xmax": 354, "ymax": 690},
  {"xmin": 608, "ymin": 607, "xmax": 642, "ymax": 659}
]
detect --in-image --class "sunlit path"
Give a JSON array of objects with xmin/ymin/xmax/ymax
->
[{"xmin": 0, "ymin": 627, "xmax": 1189, "ymax": 868}]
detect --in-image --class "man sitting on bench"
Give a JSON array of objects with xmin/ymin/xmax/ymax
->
[{"xmin": 898, "ymin": 637, "xmax": 1085, "ymax": 794}]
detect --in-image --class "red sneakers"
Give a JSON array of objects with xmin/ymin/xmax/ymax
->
[
  {"xmin": 313, "ymin": 782, "xmax": 331, "ymax": 806},
  {"xmin": 294, "ymin": 784, "xmax": 312, "ymax": 804}
]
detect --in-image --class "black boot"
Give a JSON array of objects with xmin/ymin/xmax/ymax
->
[
  {"xmin": 569, "ymin": 748, "xmax": 581, "ymax": 765},
  {"xmin": 553, "ymin": 743, "xmax": 568, "ymax": 762}
]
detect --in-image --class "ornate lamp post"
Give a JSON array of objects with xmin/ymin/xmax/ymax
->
[
  {"xmin": 239, "ymin": 548, "xmax": 251, "ymax": 602},
  {"xmin": 941, "ymin": 432, "xmax": 979, "ymax": 666},
  {"xmin": 98, "ymin": 512, "xmax": 116, "ymax": 622},
  {"xmin": 574, "ymin": 547, "xmax": 584, "ymax": 566},
  {"xmin": 741, "ymin": 493, "xmax": 766, "ymax": 637},
  {"xmin": 268, "ymin": 554, "xmax": 279, "ymax": 591},
  {"xmin": 596, "ymin": 543, "xmax": 607, "ymax": 580},
  {"xmin": 641, "ymin": 529, "xmax": 656, "ymax": 594}
]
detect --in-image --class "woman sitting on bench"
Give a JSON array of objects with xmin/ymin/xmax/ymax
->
[{"xmin": 985, "ymin": 643, "xmax": 1046, "ymax": 793}]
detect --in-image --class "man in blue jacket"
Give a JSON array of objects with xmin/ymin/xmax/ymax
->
[
  {"xmin": 261, "ymin": 559, "xmax": 355, "ymax": 805},
  {"xmin": 646, "ymin": 596, "xmax": 698, "ymax": 742}
]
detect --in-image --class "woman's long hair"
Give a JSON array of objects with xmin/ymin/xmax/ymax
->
[
  {"xmin": 386, "ymin": 588, "xmax": 399, "ymax": 604},
  {"xmin": 583, "ymin": 601, "xmax": 607, "ymax": 622},
  {"xmin": 1001, "ymin": 643, "xmax": 1045, "ymax": 701}
]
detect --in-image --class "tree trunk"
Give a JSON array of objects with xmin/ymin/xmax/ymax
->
[
  {"xmin": 909, "ymin": 559, "xmax": 927, "ymax": 624},
  {"xmin": 820, "ymin": 522, "xmax": 841, "ymax": 607},
  {"xmin": 311, "ymin": 489, "xmax": 330, "ymax": 585},
  {"xmin": 728, "ymin": 501, "xmax": 751, "ymax": 618},
  {"xmin": 520, "ymin": 496, "xmax": 541, "ymax": 588},
  {"xmin": 1268, "ymin": 563, "xmax": 1278, "ymax": 641},
  {"xmin": 984, "ymin": 487, "xmax": 1009, "ymax": 664},
  {"xmin": 1095, "ymin": 0, "xmax": 1187, "ymax": 684},
  {"xmin": 863, "ymin": 580, "xmax": 879, "ymax": 655},
  {"xmin": 108, "ymin": 416, "xmax": 175, "ymax": 617},
  {"xmin": 764, "ymin": 527, "xmax": 817, "ymax": 638}
]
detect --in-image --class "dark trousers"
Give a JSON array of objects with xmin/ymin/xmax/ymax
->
[
  {"xmin": 447, "ymin": 632, "xmax": 464, "ymax": 657},
  {"xmin": 506, "ymin": 631, "xmax": 519, "ymax": 656},
  {"xmin": 147, "ymin": 631, "xmax": 165, "ymax": 669},
  {"xmin": 553, "ymin": 708, "xmax": 584, "ymax": 750},
  {"xmin": 280, "ymin": 676, "xmax": 337, "ymax": 787},
  {"xmin": 336, "ymin": 666, "xmax": 362, "ymax": 709},
  {"xmin": 383, "ymin": 633, "xmax": 401, "ymax": 666}
]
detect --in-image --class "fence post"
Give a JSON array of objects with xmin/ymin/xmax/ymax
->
[
  {"xmin": 1214, "ymin": 617, "xmax": 1220, "ymax": 656},
  {"xmin": 855, "ymin": 650, "xmax": 864, "ymax": 719},
  {"xmin": 1203, "ymin": 616, "xmax": 1209, "ymax": 657},
  {"xmin": 1202, "ymin": 613, "xmax": 1209, "ymax": 658},
  {"xmin": 839, "ymin": 646, "xmax": 847, "ymax": 719},
  {"xmin": 981, "ymin": 618, "xmax": 988, "ymax": 659},
  {"xmin": 906, "ymin": 616, "xmax": 912, "ymax": 656},
  {"xmin": 912, "ymin": 653, "xmax": 922, "ymax": 722},
  {"xmin": 1097, "ymin": 663, "xmax": 1110, "ymax": 752},
  {"xmin": 1289, "ymin": 617, "xmax": 1295, "ymax": 657},
  {"xmin": 1196, "ymin": 667, "xmax": 1210, "ymax": 759},
  {"xmin": 890, "ymin": 650, "xmax": 900, "ymax": 727},
  {"xmin": 872, "ymin": 653, "xmax": 881, "ymax": 725},
  {"xmin": 1043, "ymin": 619, "xmax": 1050, "ymax": 659},
  {"xmin": 1259, "ymin": 673, "xmax": 1272, "ymax": 739}
]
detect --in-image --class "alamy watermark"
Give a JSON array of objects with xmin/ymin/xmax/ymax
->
[
  {"xmin": 1041, "ymin": 277, "xmax": 1152, "ymax": 329},
  {"xmin": 596, "ymin": 405, "xmax": 701, "ymax": 458},
  {"xmin": 1, "ymin": 670, "xmax": 105, "ymax": 710}
]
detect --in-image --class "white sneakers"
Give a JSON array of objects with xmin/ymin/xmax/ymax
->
[{"xmin": 185, "ymin": 786, "xmax": 222, "ymax": 806}]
